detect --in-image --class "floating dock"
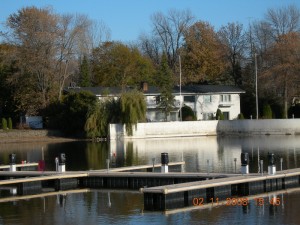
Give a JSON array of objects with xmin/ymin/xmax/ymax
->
[
  {"xmin": 1, "ymin": 161, "xmax": 300, "ymax": 212},
  {"xmin": 140, "ymin": 168, "xmax": 300, "ymax": 211}
]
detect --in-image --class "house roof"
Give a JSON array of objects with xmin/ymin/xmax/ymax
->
[
  {"xmin": 65, "ymin": 84, "xmax": 245, "ymax": 96},
  {"xmin": 176, "ymin": 85, "xmax": 245, "ymax": 94}
]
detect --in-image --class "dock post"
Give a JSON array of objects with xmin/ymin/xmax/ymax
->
[
  {"xmin": 152, "ymin": 158, "xmax": 155, "ymax": 172},
  {"xmin": 280, "ymin": 158, "xmax": 283, "ymax": 171},
  {"xmin": 58, "ymin": 153, "xmax": 66, "ymax": 173},
  {"xmin": 234, "ymin": 158, "xmax": 237, "ymax": 173},
  {"xmin": 161, "ymin": 153, "xmax": 169, "ymax": 173},
  {"xmin": 241, "ymin": 153, "xmax": 249, "ymax": 174},
  {"xmin": 268, "ymin": 153, "xmax": 276, "ymax": 175},
  {"xmin": 55, "ymin": 157, "xmax": 59, "ymax": 172},
  {"xmin": 106, "ymin": 159, "xmax": 110, "ymax": 172},
  {"xmin": 260, "ymin": 160, "xmax": 264, "ymax": 175},
  {"xmin": 9, "ymin": 153, "xmax": 16, "ymax": 172}
]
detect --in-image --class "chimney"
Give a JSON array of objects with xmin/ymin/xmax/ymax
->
[{"xmin": 141, "ymin": 82, "xmax": 148, "ymax": 92}]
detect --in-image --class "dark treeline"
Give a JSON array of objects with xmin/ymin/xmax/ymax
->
[{"xmin": 1, "ymin": 5, "xmax": 300, "ymax": 130}]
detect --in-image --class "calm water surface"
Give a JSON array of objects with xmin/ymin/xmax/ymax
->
[{"xmin": 1, "ymin": 136, "xmax": 300, "ymax": 225}]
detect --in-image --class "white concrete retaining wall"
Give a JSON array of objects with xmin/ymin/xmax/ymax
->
[{"xmin": 109, "ymin": 119, "xmax": 300, "ymax": 140}]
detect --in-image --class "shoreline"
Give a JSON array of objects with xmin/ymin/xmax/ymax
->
[
  {"xmin": 0, "ymin": 129, "xmax": 87, "ymax": 144},
  {"xmin": 0, "ymin": 136, "xmax": 85, "ymax": 144}
]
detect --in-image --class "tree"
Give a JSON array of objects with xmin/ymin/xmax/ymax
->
[
  {"xmin": 262, "ymin": 32, "xmax": 300, "ymax": 118},
  {"xmin": 0, "ymin": 44, "xmax": 18, "ymax": 119},
  {"xmin": 218, "ymin": 22, "xmax": 246, "ymax": 86},
  {"xmin": 55, "ymin": 13, "xmax": 93, "ymax": 100},
  {"xmin": 120, "ymin": 90, "xmax": 146, "ymax": 136},
  {"xmin": 5, "ymin": 7, "xmax": 59, "ymax": 114},
  {"xmin": 85, "ymin": 98, "xmax": 121, "ymax": 138},
  {"xmin": 60, "ymin": 91, "xmax": 97, "ymax": 136},
  {"xmin": 79, "ymin": 55, "xmax": 91, "ymax": 87},
  {"xmin": 182, "ymin": 21, "xmax": 226, "ymax": 84},
  {"xmin": 247, "ymin": 5, "xmax": 300, "ymax": 119},
  {"xmin": 1, "ymin": 118, "xmax": 7, "ymax": 130},
  {"xmin": 262, "ymin": 103, "xmax": 273, "ymax": 119},
  {"xmin": 3, "ymin": 6, "xmax": 108, "ymax": 114},
  {"xmin": 142, "ymin": 9, "xmax": 194, "ymax": 71},
  {"xmin": 156, "ymin": 53, "xmax": 175, "ymax": 121},
  {"xmin": 92, "ymin": 42, "xmax": 155, "ymax": 87}
]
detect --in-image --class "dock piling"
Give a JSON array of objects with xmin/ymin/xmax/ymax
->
[
  {"xmin": 268, "ymin": 153, "xmax": 276, "ymax": 175},
  {"xmin": 241, "ymin": 153, "xmax": 249, "ymax": 174},
  {"xmin": 9, "ymin": 153, "xmax": 16, "ymax": 172},
  {"xmin": 161, "ymin": 153, "xmax": 169, "ymax": 173},
  {"xmin": 58, "ymin": 153, "xmax": 66, "ymax": 173}
]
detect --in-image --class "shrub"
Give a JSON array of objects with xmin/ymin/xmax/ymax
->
[
  {"xmin": 8, "ymin": 117, "xmax": 12, "ymax": 129},
  {"xmin": 263, "ymin": 104, "xmax": 273, "ymax": 119},
  {"xmin": 2, "ymin": 118, "xmax": 7, "ymax": 130},
  {"xmin": 238, "ymin": 113, "xmax": 244, "ymax": 120},
  {"xmin": 216, "ymin": 109, "xmax": 224, "ymax": 120},
  {"xmin": 180, "ymin": 105, "xmax": 196, "ymax": 121}
]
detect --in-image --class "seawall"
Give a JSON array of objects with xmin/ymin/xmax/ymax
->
[{"xmin": 109, "ymin": 119, "xmax": 300, "ymax": 140}]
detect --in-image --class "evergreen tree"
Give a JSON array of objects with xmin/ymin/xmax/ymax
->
[
  {"xmin": 263, "ymin": 104, "xmax": 273, "ymax": 119},
  {"xmin": 216, "ymin": 109, "xmax": 224, "ymax": 120},
  {"xmin": 79, "ymin": 55, "xmax": 91, "ymax": 87},
  {"xmin": 8, "ymin": 117, "xmax": 12, "ymax": 129},
  {"xmin": 156, "ymin": 53, "xmax": 175, "ymax": 121},
  {"xmin": 2, "ymin": 118, "xmax": 7, "ymax": 130}
]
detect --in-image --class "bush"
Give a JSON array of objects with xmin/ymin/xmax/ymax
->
[
  {"xmin": 263, "ymin": 104, "xmax": 273, "ymax": 119},
  {"xmin": 216, "ymin": 109, "xmax": 224, "ymax": 120},
  {"xmin": 238, "ymin": 113, "xmax": 244, "ymax": 119},
  {"xmin": 8, "ymin": 117, "xmax": 12, "ymax": 129},
  {"xmin": 2, "ymin": 118, "xmax": 7, "ymax": 130},
  {"xmin": 180, "ymin": 105, "xmax": 196, "ymax": 121}
]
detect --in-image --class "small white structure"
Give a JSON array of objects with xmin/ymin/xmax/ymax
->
[{"xmin": 22, "ymin": 116, "xmax": 43, "ymax": 129}]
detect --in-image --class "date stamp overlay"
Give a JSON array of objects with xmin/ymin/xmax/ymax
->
[{"xmin": 192, "ymin": 196, "xmax": 283, "ymax": 207}]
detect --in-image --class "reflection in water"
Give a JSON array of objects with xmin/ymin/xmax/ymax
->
[
  {"xmin": 0, "ymin": 136, "xmax": 300, "ymax": 224},
  {"xmin": 111, "ymin": 135, "xmax": 300, "ymax": 173}
]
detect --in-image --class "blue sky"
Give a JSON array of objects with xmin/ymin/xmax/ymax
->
[{"xmin": 1, "ymin": 0, "xmax": 300, "ymax": 42}]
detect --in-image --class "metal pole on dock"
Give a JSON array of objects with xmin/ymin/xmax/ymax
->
[
  {"xmin": 55, "ymin": 157, "xmax": 59, "ymax": 172},
  {"xmin": 234, "ymin": 158, "xmax": 237, "ymax": 173},
  {"xmin": 106, "ymin": 159, "xmax": 110, "ymax": 172},
  {"xmin": 260, "ymin": 160, "xmax": 263, "ymax": 176},
  {"xmin": 280, "ymin": 158, "xmax": 283, "ymax": 171},
  {"xmin": 207, "ymin": 159, "xmax": 210, "ymax": 175},
  {"xmin": 152, "ymin": 158, "xmax": 155, "ymax": 172}
]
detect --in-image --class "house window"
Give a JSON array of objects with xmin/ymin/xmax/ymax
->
[
  {"xmin": 203, "ymin": 95, "xmax": 212, "ymax": 103},
  {"xmin": 220, "ymin": 94, "xmax": 231, "ymax": 102},
  {"xmin": 223, "ymin": 112, "xmax": 229, "ymax": 120},
  {"xmin": 184, "ymin": 96, "xmax": 195, "ymax": 102},
  {"xmin": 156, "ymin": 96, "xmax": 161, "ymax": 104},
  {"xmin": 170, "ymin": 112, "xmax": 177, "ymax": 121}
]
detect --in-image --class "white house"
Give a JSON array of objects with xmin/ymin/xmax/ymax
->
[{"xmin": 66, "ymin": 83, "xmax": 245, "ymax": 121}]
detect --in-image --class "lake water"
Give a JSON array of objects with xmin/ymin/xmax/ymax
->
[{"xmin": 1, "ymin": 136, "xmax": 300, "ymax": 225}]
